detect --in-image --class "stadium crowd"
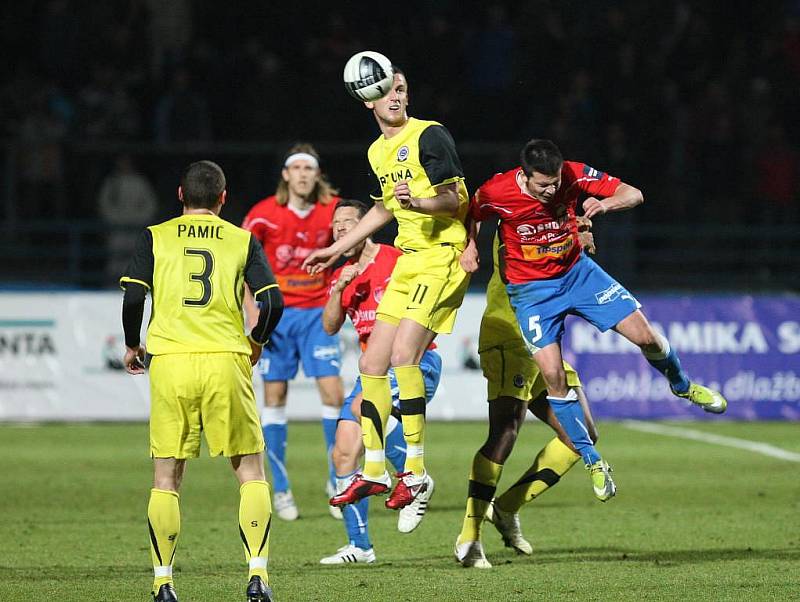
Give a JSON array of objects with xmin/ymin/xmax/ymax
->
[{"xmin": 1, "ymin": 1, "xmax": 799, "ymax": 284}]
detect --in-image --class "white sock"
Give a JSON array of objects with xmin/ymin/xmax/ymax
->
[{"xmin": 261, "ymin": 406, "xmax": 287, "ymax": 426}]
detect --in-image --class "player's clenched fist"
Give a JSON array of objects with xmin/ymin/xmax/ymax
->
[
  {"xmin": 333, "ymin": 264, "xmax": 361, "ymax": 292},
  {"xmin": 394, "ymin": 180, "xmax": 414, "ymax": 209},
  {"xmin": 459, "ymin": 239, "xmax": 480, "ymax": 273},
  {"xmin": 124, "ymin": 345, "xmax": 146, "ymax": 375}
]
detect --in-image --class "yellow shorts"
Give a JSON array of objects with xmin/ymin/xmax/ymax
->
[
  {"xmin": 479, "ymin": 342, "xmax": 582, "ymax": 401},
  {"xmin": 149, "ymin": 352, "xmax": 264, "ymax": 459},
  {"xmin": 376, "ymin": 245, "xmax": 470, "ymax": 334}
]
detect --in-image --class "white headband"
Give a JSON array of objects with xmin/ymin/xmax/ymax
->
[{"xmin": 284, "ymin": 152, "xmax": 319, "ymax": 169}]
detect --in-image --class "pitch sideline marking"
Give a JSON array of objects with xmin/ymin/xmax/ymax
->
[{"xmin": 622, "ymin": 420, "xmax": 800, "ymax": 463}]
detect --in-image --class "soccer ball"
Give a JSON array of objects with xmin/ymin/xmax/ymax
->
[{"xmin": 343, "ymin": 51, "xmax": 394, "ymax": 102}]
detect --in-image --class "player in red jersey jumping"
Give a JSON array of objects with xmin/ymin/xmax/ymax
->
[
  {"xmin": 467, "ymin": 139, "xmax": 727, "ymax": 499},
  {"xmin": 242, "ymin": 143, "xmax": 344, "ymax": 521}
]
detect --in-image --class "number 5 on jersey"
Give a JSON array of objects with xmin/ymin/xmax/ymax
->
[{"xmin": 183, "ymin": 248, "xmax": 214, "ymax": 307}]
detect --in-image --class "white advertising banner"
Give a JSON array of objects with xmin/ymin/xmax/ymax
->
[{"xmin": 0, "ymin": 292, "xmax": 491, "ymax": 422}]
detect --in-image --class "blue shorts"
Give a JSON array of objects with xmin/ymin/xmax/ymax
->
[
  {"xmin": 258, "ymin": 306, "xmax": 341, "ymax": 381},
  {"xmin": 339, "ymin": 350, "xmax": 442, "ymax": 423},
  {"xmin": 506, "ymin": 254, "xmax": 640, "ymax": 352}
]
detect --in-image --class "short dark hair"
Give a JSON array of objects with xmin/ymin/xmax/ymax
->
[
  {"xmin": 520, "ymin": 139, "xmax": 563, "ymax": 176},
  {"xmin": 181, "ymin": 160, "xmax": 226, "ymax": 208},
  {"xmin": 335, "ymin": 198, "xmax": 370, "ymax": 218}
]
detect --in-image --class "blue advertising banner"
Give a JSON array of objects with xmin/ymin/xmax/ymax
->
[{"xmin": 560, "ymin": 295, "xmax": 800, "ymax": 420}]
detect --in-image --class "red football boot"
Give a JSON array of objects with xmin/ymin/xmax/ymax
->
[
  {"xmin": 385, "ymin": 471, "xmax": 430, "ymax": 510},
  {"xmin": 329, "ymin": 473, "xmax": 390, "ymax": 507}
]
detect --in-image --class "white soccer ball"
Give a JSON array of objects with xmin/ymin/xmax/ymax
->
[{"xmin": 343, "ymin": 51, "xmax": 394, "ymax": 102}]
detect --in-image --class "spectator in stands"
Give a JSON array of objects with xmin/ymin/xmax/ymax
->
[
  {"xmin": 96, "ymin": 154, "xmax": 158, "ymax": 285},
  {"xmin": 154, "ymin": 68, "xmax": 212, "ymax": 143},
  {"xmin": 17, "ymin": 88, "xmax": 67, "ymax": 220}
]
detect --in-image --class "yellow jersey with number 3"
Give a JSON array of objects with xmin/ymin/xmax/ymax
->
[
  {"xmin": 368, "ymin": 117, "xmax": 469, "ymax": 251},
  {"xmin": 121, "ymin": 214, "xmax": 274, "ymax": 355}
]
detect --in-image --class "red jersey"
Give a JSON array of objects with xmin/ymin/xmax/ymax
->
[
  {"xmin": 242, "ymin": 195, "xmax": 339, "ymax": 308},
  {"xmin": 469, "ymin": 162, "xmax": 620, "ymax": 283},
  {"xmin": 329, "ymin": 244, "xmax": 402, "ymax": 347}
]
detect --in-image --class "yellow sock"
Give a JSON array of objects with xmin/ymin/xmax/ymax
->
[
  {"xmin": 148, "ymin": 488, "xmax": 180, "ymax": 591},
  {"xmin": 239, "ymin": 480, "xmax": 271, "ymax": 583},
  {"xmin": 458, "ymin": 452, "xmax": 503, "ymax": 544},
  {"xmin": 360, "ymin": 374, "xmax": 392, "ymax": 480},
  {"xmin": 496, "ymin": 437, "xmax": 580, "ymax": 513},
  {"xmin": 394, "ymin": 365, "xmax": 426, "ymax": 476}
]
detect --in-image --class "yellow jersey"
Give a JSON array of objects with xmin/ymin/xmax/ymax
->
[
  {"xmin": 120, "ymin": 214, "xmax": 277, "ymax": 355},
  {"xmin": 479, "ymin": 232, "xmax": 524, "ymax": 351},
  {"xmin": 368, "ymin": 117, "xmax": 468, "ymax": 251}
]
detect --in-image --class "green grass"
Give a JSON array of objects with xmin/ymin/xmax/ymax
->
[{"xmin": 1, "ymin": 421, "xmax": 798, "ymax": 601}]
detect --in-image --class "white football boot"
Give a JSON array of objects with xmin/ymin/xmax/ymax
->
[
  {"xmin": 486, "ymin": 500, "xmax": 533, "ymax": 555},
  {"xmin": 319, "ymin": 544, "xmax": 376, "ymax": 565},
  {"xmin": 273, "ymin": 490, "xmax": 299, "ymax": 521},
  {"xmin": 454, "ymin": 538, "xmax": 492, "ymax": 569},
  {"xmin": 397, "ymin": 473, "xmax": 434, "ymax": 533}
]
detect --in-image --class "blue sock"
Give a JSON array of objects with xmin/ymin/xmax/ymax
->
[
  {"xmin": 645, "ymin": 338, "xmax": 690, "ymax": 394},
  {"xmin": 338, "ymin": 472, "xmax": 371, "ymax": 550},
  {"xmin": 322, "ymin": 408, "xmax": 339, "ymax": 489},
  {"xmin": 385, "ymin": 418, "xmax": 407, "ymax": 473},
  {"xmin": 262, "ymin": 407, "xmax": 289, "ymax": 493},
  {"xmin": 547, "ymin": 391, "xmax": 600, "ymax": 466}
]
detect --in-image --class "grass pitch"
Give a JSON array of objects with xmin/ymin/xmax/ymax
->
[{"xmin": 0, "ymin": 421, "xmax": 798, "ymax": 601}]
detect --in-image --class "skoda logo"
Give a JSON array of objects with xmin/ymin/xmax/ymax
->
[{"xmin": 397, "ymin": 146, "xmax": 409, "ymax": 162}]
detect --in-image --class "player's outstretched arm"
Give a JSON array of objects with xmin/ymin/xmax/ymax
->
[
  {"xmin": 583, "ymin": 183, "xmax": 643, "ymax": 218},
  {"xmin": 303, "ymin": 203, "xmax": 393, "ymax": 274},
  {"xmin": 395, "ymin": 181, "xmax": 461, "ymax": 216},
  {"xmin": 322, "ymin": 265, "xmax": 360, "ymax": 335}
]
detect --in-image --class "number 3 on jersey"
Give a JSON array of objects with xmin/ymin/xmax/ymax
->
[{"xmin": 183, "ymin": 248, "xmax": 214, "ymax": 306}]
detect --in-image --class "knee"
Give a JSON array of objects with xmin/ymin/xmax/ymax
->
[
  {"xmin": 541, "ymin": 366, "xmax": 567, "ymax": 394},
  {"xmin": 359, "ymin": 353, "xmax": 388, "ymax": 376},
  {"xmin": 390, "ymin": 347, "xmax": 416, "ymax": 368},
  {"xmin": 482, "ymin": 426, "xmax": 518, "ymax": 464},
  {"xmin": 332, "ymin": 423, "xmax": 360, "ymax": 469}
]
